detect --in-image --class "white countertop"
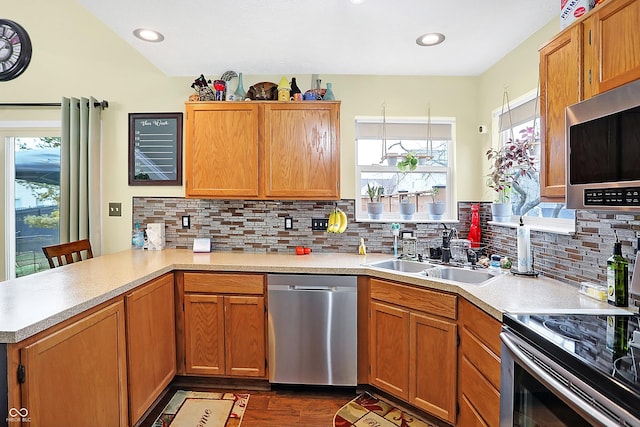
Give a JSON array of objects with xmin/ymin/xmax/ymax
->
[{"xmin": 0, "ymin": 249, "xmax": 632, "ymax": 343}]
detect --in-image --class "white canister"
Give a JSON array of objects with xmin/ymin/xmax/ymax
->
[{"xmin": 146, "ymin": 222, "xmax": 165, "ymax": 250}]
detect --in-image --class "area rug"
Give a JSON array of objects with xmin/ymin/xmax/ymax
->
[
  {"xmin": 333, "ymin": 392, "xmax": 435, "ymax": 427},
  {"xmin": 152, "ymin": 391, "xmax": 249, "ymax": 427}
]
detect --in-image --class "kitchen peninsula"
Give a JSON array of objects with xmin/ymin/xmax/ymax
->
[{"xmin": 0, "ymin": 249, "xmax": 627, "ymax": 427}]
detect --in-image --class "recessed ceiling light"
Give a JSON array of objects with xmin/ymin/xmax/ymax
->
[
  {"xmin": 350, "ymin": 0, "xmax": 366, "ymax": 4},
  {"xmin": 133, "ymin": 28, "xmax": 165, "ymax": 42},
  {"xmin": 416, "ymin": 32, "xmax": 445, "ymax": 47}
]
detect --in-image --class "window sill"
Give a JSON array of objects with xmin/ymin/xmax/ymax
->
[
  {"xmin": 488, "ymin": 219, "xmax": 576, "ymax": 235},
  {"xmin": 356, "ymin": 218, "xmax": 459, "ymax": 225}
]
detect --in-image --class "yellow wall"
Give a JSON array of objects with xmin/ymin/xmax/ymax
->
[{"xmin": 1, "ymin": 0, "xmax": 560, "ymax": 266}]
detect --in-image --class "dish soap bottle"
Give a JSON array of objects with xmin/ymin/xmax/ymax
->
[
  {"xmin": 358, "ymin": 238, "xmax": 367, "ymax": 255},
  {"xmin": 132, "ymin": 222, "xmax": 144, "ymax": 249},
  {"xmin": 607, "ymin": 234, "xmax": 628, "ymax": 307}
]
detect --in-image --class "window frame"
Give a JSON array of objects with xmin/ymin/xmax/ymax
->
[
  {"xmin": 354, "ymin": 116, "xmax": 456, "ymax": 223},
  {"xmin": 490, "ymin": 90, "xmax": 575, "ymax": 233}
]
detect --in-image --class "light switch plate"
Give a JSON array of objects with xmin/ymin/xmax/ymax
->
[{"xmin": 108, "ymin": 202, "xmax": 122, "ymax": 217}]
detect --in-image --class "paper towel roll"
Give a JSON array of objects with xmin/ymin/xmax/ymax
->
[{"xmin": 517, "ymin": 219, "xmax": 531, "ymax": 273}]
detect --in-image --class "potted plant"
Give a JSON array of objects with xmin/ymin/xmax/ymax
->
[
  {"xmin": 425, "ymin": 186, "xmax": 446, "ymax": 220},
  {"xmin": 366, "ymin": 183, "xmax": 384, "ymax": 219},
  {"xmin": 396, "ymin": 152, "xmax": 418, "ymax": 220},
  {"xmin": 486, "ymin": 131, "xmax": 536, "ymax": 222}
]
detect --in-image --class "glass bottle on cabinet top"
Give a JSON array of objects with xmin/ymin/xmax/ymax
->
[
  {"xmin": 324, "ymin": 83, "xmax": 335, "ymax": 101},
  {"xmin": 234, "ymin": 72, "xmax": 246, "ymax": 100}
]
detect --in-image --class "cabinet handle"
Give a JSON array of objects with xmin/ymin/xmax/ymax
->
[
  {"xmin": 588, "ymin": 69, "xmax": 592, "ymax": 84},
  {"xmin": 588, "ymin": 29, "xmax": 592, "ymax": 45}
]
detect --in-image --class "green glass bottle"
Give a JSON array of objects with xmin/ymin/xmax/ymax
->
[{"xmin": 607, "ymin": 241, "xmax": 628, "ymax": 307}]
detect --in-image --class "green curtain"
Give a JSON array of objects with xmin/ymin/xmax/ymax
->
[{"xmin": 60, "ymin": 97, "xmax": 102, "ymax": 255}]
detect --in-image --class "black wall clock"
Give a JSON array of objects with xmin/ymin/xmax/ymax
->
[{"xmin": 0, "ymin": 19, "xmax": 32, "ymax": 82}]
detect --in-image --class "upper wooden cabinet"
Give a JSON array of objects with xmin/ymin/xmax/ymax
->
[
  {"xmin": 583, "ymin": 0, "xmax": 640, "ymax": 98},
  {"xmin": 539, "ymin": 25, "xmax": 583, "ymax": 200},
  {"xmin": 185, "ymin": 101, "xmax": 340, "ymax": 200},
  {"xmin": 185, "ymin": 102, "xmax": 261, "ymax": 198},
  {"xmin": 539, "ymin": 0, "xmax": 639, "ymax": 200}
]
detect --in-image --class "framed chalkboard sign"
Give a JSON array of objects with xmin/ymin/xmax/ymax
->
[{"xmin": 128, "ymin": 112, "xmax": 183, "ymax": 186}]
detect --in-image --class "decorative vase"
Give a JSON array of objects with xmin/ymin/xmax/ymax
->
[
  {"xmin": 399, "ymin": 202, "xmax": 416, "ymax": 220},
  {"xmin": 426, "ymin": 202, "xmax": 446, "ymax": 220},
  {"xmin": 491, "ymin": 202, "xmax": 512, "ymax": 222},
  {"xmin": 233, "ymin": 72, "xmax": 246, "ymax": 100},
  {"xmin": 367, "ymin": 202, "xmax": 384, "ymax": 220},
  {"xmin": 323, "ymin": 83, "xmax": 335, "ymax": 101}
]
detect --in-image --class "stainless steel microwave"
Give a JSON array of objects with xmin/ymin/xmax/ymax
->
[{"xmin": 566, "ymin": 78, "xmax": 640, "ymax": 211}]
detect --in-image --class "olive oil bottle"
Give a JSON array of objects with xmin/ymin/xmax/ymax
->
[{"xmin": 607, "ymin": 239, "xmax": 628, "ymax": 307}]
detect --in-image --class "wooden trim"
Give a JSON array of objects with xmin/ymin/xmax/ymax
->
[{"xmin": 357, "ymin": 275, "xmax": 370, "ymax": 385}]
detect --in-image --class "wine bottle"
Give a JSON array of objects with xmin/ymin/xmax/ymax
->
[{"xmin": 607, "ymin": 239, "xmax": 628, "ymax": 307}]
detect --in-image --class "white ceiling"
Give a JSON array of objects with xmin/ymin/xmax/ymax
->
[{"xmin": 78, "ymin": 0, "xmax": 558, "ymax": 77}]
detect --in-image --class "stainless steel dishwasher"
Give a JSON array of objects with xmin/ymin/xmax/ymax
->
[{"xmin": 267, "ymin": 274, "xmax": 357, "ymax": 386}]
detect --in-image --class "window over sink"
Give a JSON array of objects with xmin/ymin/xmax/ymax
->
[{"xmin": 355, "ymin": 116, "xmax": 454, "ymax": 222}]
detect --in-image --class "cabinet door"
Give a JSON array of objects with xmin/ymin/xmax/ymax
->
[
  {"xmin": 539, "ymin": 25, "xmax": 582, "ymax": 200},
  {"xmin": 585, "ymin": 0, "xmax": 640, "ymax": 96},
  {"xmin": 184, "ymin": 294, "xmax": 226, "ymax": 375},
  {"xmin": 125, "ymin": 273, "xmax": 176, "ymax": 425},
  {"xmin": 409, "ymin": 312, "xmax": 457, "ymax": 424},
  {"xmin": 185, "ymin": 103, "xmax": 260, "ymax": 198},
  {"xmin": 21, "ymin": 301, "xmax": 128, "ymax": 427},
  {"xmin": 263, "ymin": 102, "xmax": 340, "ymax": 199},
  {"xmin": 224, "ymin": 296, "xmax": 266, "ymax": 377},
  {"xmin": 369, "ymin": 301, "xmax": 409, "ymax": 399}
]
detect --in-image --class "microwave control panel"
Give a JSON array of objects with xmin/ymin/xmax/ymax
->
[{"xmin": 584, "ymin": 187, "xmax": 640, "ymax": 206}]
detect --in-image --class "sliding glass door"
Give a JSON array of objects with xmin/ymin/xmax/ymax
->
[{"xmin": 5, "ymin": 134, "xmax": 60, "ymax": 278}]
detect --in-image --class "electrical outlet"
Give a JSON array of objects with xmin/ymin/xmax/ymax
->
[
  {"xmin": 312, "ymin": 218, "xmax": 329, "ymax": 231},
  {"xmin": 108, "ymin": 202, "xmax": 122, "ymax": 217},
  {"xmin": 181, "ymin": 215, "xmax": 191, "ymax": 229},
  {"xmin": 284, "ymin": 217, "xmax": 293, "ymax": 230}
]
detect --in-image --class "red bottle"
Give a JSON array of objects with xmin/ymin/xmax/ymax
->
[{"xmin": 468, "ymin": 203, "xmax": 481, "ymax": 248}]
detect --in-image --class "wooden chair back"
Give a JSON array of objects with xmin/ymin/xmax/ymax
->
[{"xmin": 42, "ymin": 239, "xmax": 94, "ymax": 269}]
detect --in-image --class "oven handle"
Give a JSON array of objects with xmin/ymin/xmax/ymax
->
[{"xmin": 501, "ymin": 331, "xmax": 625, "ymax": 427}]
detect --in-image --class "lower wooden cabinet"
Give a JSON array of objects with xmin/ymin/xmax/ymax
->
[
  {"xmin": 457, "ymin": 298, "xmax": 502, "ymax": 427},
  {"xmin": 180, "ymin": 272, "xmax": 266, "ymax": 378},
  {"xmin": 369, "ymin": 278, "xmax": 457, "ymax": 424},
  {"xmin": 125, "ymin": 273, "xmax": 176, "ymax": 425},
  {"xmin": 19, "ymin": 300, "xmax": 128, "ymax": 427}
]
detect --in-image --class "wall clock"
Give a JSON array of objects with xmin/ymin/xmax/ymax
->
[{"xmin": 0, "ymin": 19, "xmax": 32, "ymax": 82}]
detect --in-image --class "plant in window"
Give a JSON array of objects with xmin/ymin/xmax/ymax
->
[
  {"xmin": 396, "ymin": 152, "xmax": 418, "ymax": 173},
  {"xmin": 486, "ymin": 129, "xmax": 536, "ymax": 221},
  {"xmin": 366, "ymin": 183, "xmax": 384, "ymax": 219},
  {"xmin": 425, "ymin": 185, "xmax": 446, "ymax": 220}
]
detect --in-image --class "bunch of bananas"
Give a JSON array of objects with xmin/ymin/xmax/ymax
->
[{"xmin": 327, "ymin": 207, "xmax": 348, "ymax": 233}]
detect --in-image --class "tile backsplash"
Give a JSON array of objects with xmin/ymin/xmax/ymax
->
[{"xmin": 133, "ymin": 197, "xmax": 640, "ymax": 296}]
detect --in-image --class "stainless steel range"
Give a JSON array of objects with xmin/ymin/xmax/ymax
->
[{"xmin": 501, "ymin": 312, "xmax": 640, "ymax": 426}]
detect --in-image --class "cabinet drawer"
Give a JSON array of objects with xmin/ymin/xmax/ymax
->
[
  {"xmin": 184, "ymin": 272, "xmax": 264, "ymax": 294},
  {"xmin": 370, "ymin": 278, "xmax": 456, "ymax": 320},
  {"xmin": 460, "ymin": 299, "xmax": 502, "ymax": 356},
  {"xmin": 460, "ymin": 327, "xmax": 501, "ymax": 390},
  {"xmin": 459, "ymin": 355, "xmax": 500, "ymax": 427}
]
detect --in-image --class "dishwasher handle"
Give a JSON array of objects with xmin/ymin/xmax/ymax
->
[{"xmin": 268, "ymin": 284, "xmax": 355, "ymax": 292}]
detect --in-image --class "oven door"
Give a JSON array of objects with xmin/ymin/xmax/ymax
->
[{"xmin": 500, "ymin": 329, "xmax": 640, "ymax": 427}]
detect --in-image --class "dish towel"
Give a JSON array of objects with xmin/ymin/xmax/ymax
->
[{"xmin": 422, "ymin": 266, "xmax": 444, "ymax": 278}]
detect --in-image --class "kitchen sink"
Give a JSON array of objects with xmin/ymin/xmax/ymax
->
[
  {"xmin": 366, "ymin": 259, "xmax": 433, "ymax": 273},
  {"xmin": 366, "ymin": 258, "xmax": 497, "ymax": 285},
  {"xmin": 422, "ymin": 266, "xmax": 495, "ymax": 284}
]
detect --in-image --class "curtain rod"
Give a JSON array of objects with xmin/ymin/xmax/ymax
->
[{"xmin": 0, "ymin": 100, "xmax": 109, "ymax": 109}]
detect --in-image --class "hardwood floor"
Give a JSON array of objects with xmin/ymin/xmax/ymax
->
[{"xmin": 138, "ymin": 383, "xmax": 358, "ymax": 427}]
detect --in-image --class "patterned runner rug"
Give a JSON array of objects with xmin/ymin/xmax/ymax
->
[
  {"xmin": 333, "ymin": 392, "xmax": 435, "ymax": 427},
  {"xmin": 152, "ymin": 391, "xmax": 249, "ymax": 427}
]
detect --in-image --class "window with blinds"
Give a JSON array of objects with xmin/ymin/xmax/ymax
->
[
  {"xmin": 355, "ymin": 116, "xmax": 454, "ymax": 222},
  {"xmin": 495, "ymin": 93, "xmax": 574, "ymax": 224}
]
